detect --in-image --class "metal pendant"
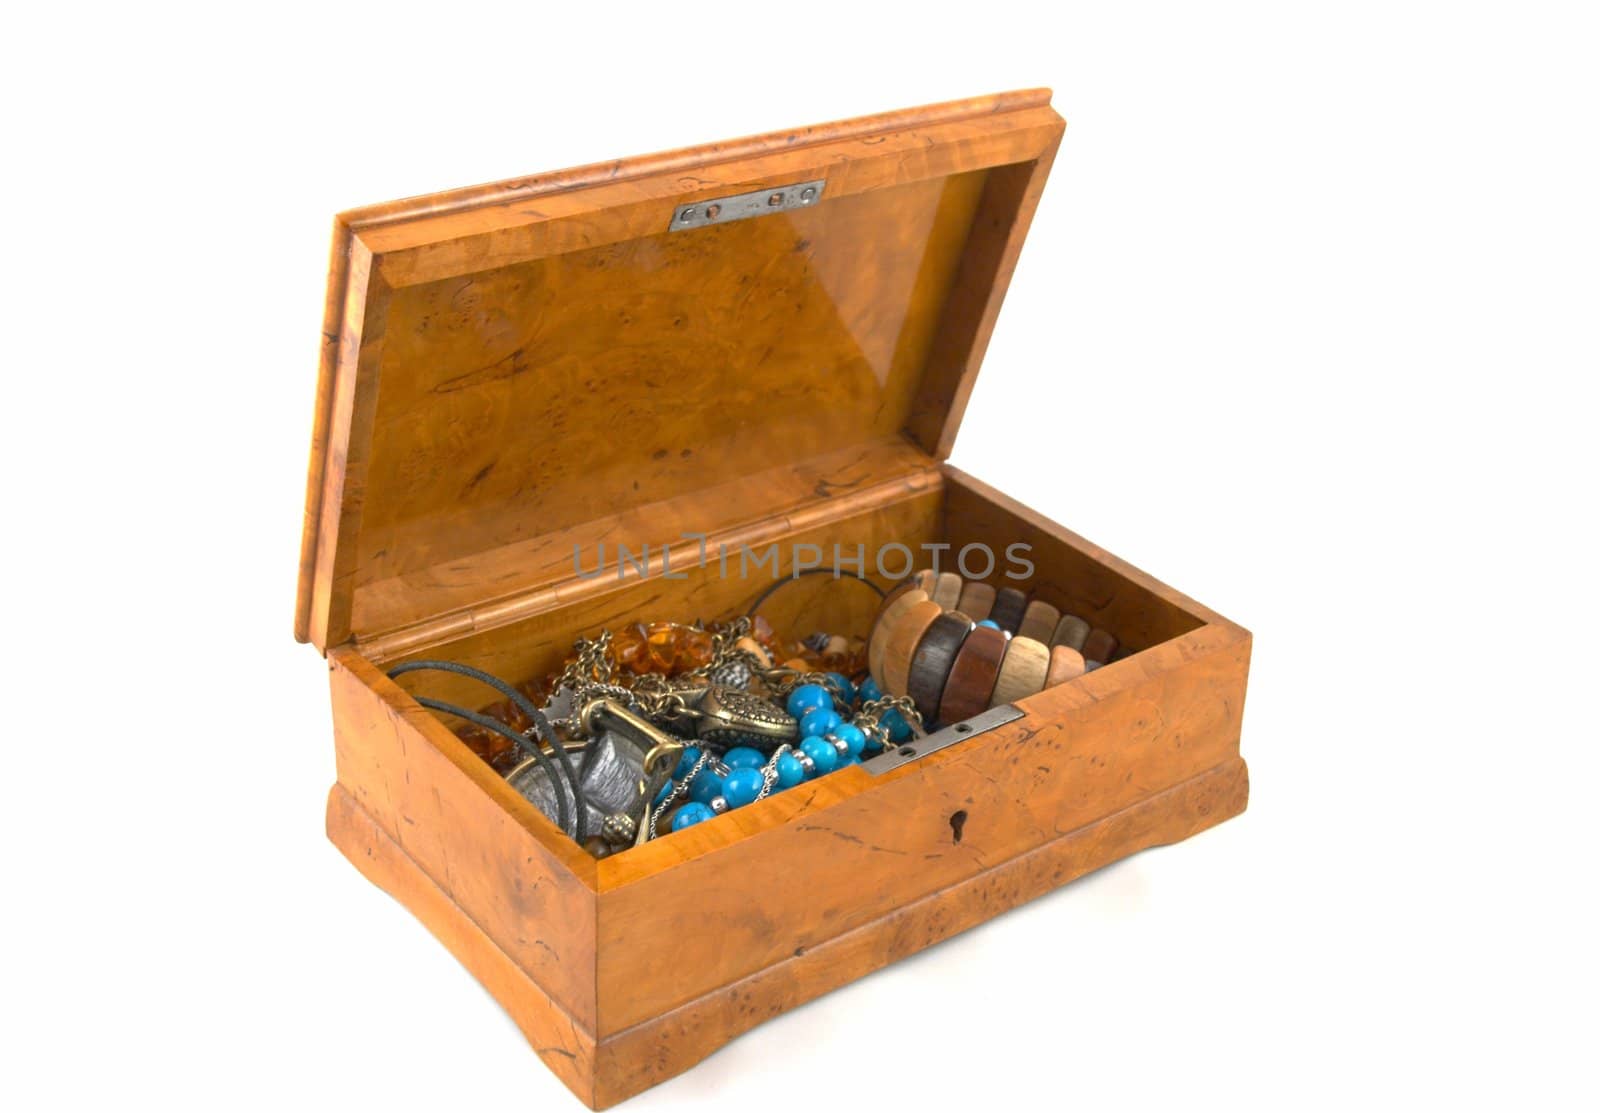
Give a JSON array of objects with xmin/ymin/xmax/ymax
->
[
  {"xmin": 505, "ymin": 733, "xmax": 641, "ymax": 838},
  {"xmin": 691, "ymin": 687, "xmax": 798, "ymax": 752}
]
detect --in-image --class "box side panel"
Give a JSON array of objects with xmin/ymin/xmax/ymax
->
[
  {"xmin": 326, "ymin": 785, "xmax": 599, "ymax": 1108},
  {"xmin": 327, "ymin": 649, "xmax": 600, "ymax": 1035},
  {"xmin": 595, "ymin": 620, "xmax": 1250, "ymax": 1035},
  {"xmin": 590, "ymin": 757, "xmax": 1246, "ymax": 1107},
  {"xmin": 942, "ymin": 465, "xmax": 1229, "ymax": 651}
]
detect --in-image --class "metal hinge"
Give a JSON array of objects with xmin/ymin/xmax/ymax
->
[
  {"xmin": 860, "ymin": 704, "xmax": 1025, "ymax": 775},
  {"xmin": 670, "ymin": 179, "xmax": 826, "ymax": 231}
]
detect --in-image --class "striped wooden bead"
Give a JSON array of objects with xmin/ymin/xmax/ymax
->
[
  {"xmin": 1050, "ymin": 614, "xmax": 1091, "ymax": 651},
  {"xmin": 931, "ymin": 571, "xmax": 964, "ymax": 611},
  {"xmin": 989, "ymin": 635, "xmax": 1050, "ymax": 706},
  {"xmin": 1081, "ymin": 628, "xmax": 1119, "ymax": 664},
  {"xmin": 868, "ymin": 588, "xmax": 929, "ymax": 688},
  {"xmin": 956, "ymin": 580, "xmax": 996, "ymax": 622},
  {"xmin": 1044, "ymin": 644, "xmax": 1086, "ymax": 687},
  {"xmin": 882, "ymin": 599, "xmax": 945, "ymax": 698},
  {"xmin": 938, "ymin": 623, "xmax": 1008, "ymax": 724},
  {"xmin": 870, "ymin": 571, "xmax": 933, "ymax": 632},
  {"xmin": 906, "ymin": 611, "xmax": 974, "ymax": 722},
  {"xmin": 987, "ymin": 587, "xmax": 1028, "ymax": 633},
  {"xmin": 1017, "ymin": 599, "xmax": 1060, "ymax": 643}
]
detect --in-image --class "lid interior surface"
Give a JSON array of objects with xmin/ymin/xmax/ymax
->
[{"xmin": 298, "ymin": 91, "xmax": 1064, "ymax": 651}]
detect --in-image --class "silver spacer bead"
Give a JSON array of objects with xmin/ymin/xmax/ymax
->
[
  {"xmin": 795, "ymin": 751, "xmax": 816, "ymax": 775},
  {"xmin": 709, "ymin": 796, "xmax": 729, "ymax": 814}
]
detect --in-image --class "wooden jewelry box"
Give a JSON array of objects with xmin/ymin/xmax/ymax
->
[{"xmin": 296, "ymin": 88, "xmax": 1251, "ymax": 1108}]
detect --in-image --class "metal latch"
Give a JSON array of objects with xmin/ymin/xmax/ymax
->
[
  {"xmin": 860, "ymin": 704, "xmax": 1025, "ymax": 775},
  {"xmin": 670, "ymin": 179, "xmax": 826, "ymax": 231}
]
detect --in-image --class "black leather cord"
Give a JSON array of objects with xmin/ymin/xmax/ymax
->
[
  {"xmin": 387, "ymin": 659, "xmax": 587, "ymax": 843},
  {"xmin": 412, "ymin": 697, "xmax": 575, "ymax": 838}
]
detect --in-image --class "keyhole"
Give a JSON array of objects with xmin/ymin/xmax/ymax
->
[{"xmin": 949, "ymin": 810, "xmax": 968, "ymax": 844}]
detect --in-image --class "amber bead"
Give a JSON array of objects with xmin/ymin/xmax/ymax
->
[
  {"xmin": 677, "ymin": 626, "xmax": 715, "ymax": 671},
  {"xmin": 613, "ymin": 623, "xmax": 652, "ymax": 674},
  {"xmin": 456, "ymin": 723, "xmax": 518, "ymax": 767},
  {"xmin": 639, "ymin": 622, "xmax": 676, "ymax": 672},
  {"xmin": 750, "ymin": 614, "xmax": 779, "ymax": 651},
  {"xmin": 516, "ymin": 676, "xmax": 551, "ymax": 708}
]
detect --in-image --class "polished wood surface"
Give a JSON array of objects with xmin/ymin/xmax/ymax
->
[
  {"xmin": 1082, "ymin": 627, "xmax": 1120, "ymax": 664},
  {"xmin": 332, "ymin": 752, "xmax": 1247, "ymax": 1108},
  {"xmin": 386, "ymin": 491, "xmax": 941, "ymax": 714},
  {"xmin": 906, "ymin": 611, "xmax": 974, "ymax": 721},
  {"xmin": 360, "ymin": 442, "xmax": 939, "ymax": 658},
  {"xmin": 991, "ymin": 634, "xmax": 1050, "ymax": 705},
  {"xmin": 956, "ymin": 579, "xmax": 996, "ymax": 621},
  {"xmin": 931, "ymin": 571, "xmax": 965, "ymax": 610},
  {"xmin": 1051, "ymin": 612, "xmax": 1091, "ymax": 650},
  {"xmin": 325, "ymin": 473, "xmax": 1253, "ymax": 1105},
  {"xmin": 1044, "ymin": 644, "xmax": 1087, "ymax": 686},
  {"xmin": 938, "ymin": 622, "xmax": 1008, "ymax": 723},
  {"xmin": 868, "ymin": 585, "xmax": 932, "ymax": 690},
  {"xmin": 593, "ymin": 620, "xmax": 1251, "ymax": 1041},
  {"xmin": 881, "ymin": 599, "xmax": 945, "ymax": 697},
  {"xmin": 1017, "ymin": 599, "xmax": 1061, "ymax": 643},
  {"xmin": 304, "ymin": 90, "xmax": 1252, "ymax": 1111},
  {"xmin": 942, "ymin": 467, "xmax": 1216, "ymax": 650},
  {"xmin": 297, "ymin": 93, "xmax": 1064, "ymax": 652},
  {"xmin": 988, "ymin": 586, "xmax": 1028, "ymax": 632}
]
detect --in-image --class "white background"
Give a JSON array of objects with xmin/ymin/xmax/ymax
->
[{"xmin": 5, "ymin": 1, "xmax": 1596, "ymax": 1109}]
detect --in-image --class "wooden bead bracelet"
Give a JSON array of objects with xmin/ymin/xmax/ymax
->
[{"xmin": 867, "ymin": 569, "xmax": 1121, "ymax": 726}]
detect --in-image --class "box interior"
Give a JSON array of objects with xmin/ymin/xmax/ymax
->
[{"xmin": 367, "ymin": 472, "xmax": 1211, "ymax": 877}]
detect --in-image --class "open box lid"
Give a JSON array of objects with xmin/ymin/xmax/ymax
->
[{"xmin": 296, "ymin": 89, "xmax": 1065, "ymax": 655}]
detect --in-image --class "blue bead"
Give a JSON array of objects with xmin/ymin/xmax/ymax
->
[
  {"xmin": 786, "ymin": 684, "xmax": 833, "ymax": 718},
  {"xmin": 689, "ymin": 771, "xmax": 724, "ymax": 805},
  {"xmin": 883, "ymin": 708, "xmax": 913, "ymax": 742},
  {"xmin": 673, "ymin": 746, "xmax": 703, "ymax": 781},
  {"xmin": 832, "ymin": 722, "xmax": 867, "ymax": 758},
  {"xmin": 775, "ymin": 752, "xmax": 806, "ymax": 789},
  {"xmin": 800, "ymin": 735, "xmax": 839, "ymax": 775},
  {"xmin": 654, "ymin": 780, "xmax": 672, "ymax": 806},
  {"xmin": 722, "ymin": 767, "xmax": 764, "ymax": 808},
  {"xmin": 859, "ymin": 676, "xmax": 882, "ymax": 703},
  {"xmin": 800, "ymin": 708, "xmax": 842, "ymax": 739},
  {"xmin": 722, "ymin": 746, "xmax": 766, "ymax": 771},
  {"xmin": 825, "ymin": 672, "xmax": 857, "ymax": 705},
  {"xmin": 977, "ymin": 619, "xmax": 1001, "ymax": 630},
  {"xmin": 671, "ymin": 802, "xmax": 716, "ymax": 831}
]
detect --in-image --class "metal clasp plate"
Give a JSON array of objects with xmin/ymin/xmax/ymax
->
[
  {"xmin": 670, "ymin": 179, "xmax": 826, "ymax": 231},
  {"xmin": 859, "ymin": 704, "xmax": 1025, "ymax": 775}
]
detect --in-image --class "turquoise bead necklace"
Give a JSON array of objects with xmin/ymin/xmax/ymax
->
[{"xmin": 657, "ymin": 678, "xmax": 923, "ymax": 833}]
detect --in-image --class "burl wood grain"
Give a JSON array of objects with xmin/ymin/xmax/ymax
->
[
  {"xmin": 591, "ymin": 618, "xmax": 1250, "ymax": 1037},
  {"xmin": 297, "ymin": 91, "xmax": 1064, "ymax": 654},
  {"xmin": 325, "ymin": 489, "xmax": 1251, "ymax": 1104},
  {"xmin": 941, "ymin": 467, "xmax": 1213, "ymax": 653},
  {"xmin": 375, "ymin": 487, "xmax": 943, "ymax": 713},
  {"xmin": 306, "ymin": 89, "xmax": 1253, "ymax": 1111},
  {"xmin": 331, "ymin": 758, "xmax": 1246, "ymax": 1109}
]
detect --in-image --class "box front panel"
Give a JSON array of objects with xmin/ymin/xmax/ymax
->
[{"xmin": 593, "ymin": 621, "xmax": 1250, "ymax": 1035}]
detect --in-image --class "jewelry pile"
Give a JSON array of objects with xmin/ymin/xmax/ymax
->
[{"xmin": 394, "ymin": 615, "xmax": 924, "ymax": 859}]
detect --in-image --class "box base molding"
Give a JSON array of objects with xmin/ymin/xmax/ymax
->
[{"xmin": 327, "ymin": 756, "xmax": 1248, "ymax": 1109}]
